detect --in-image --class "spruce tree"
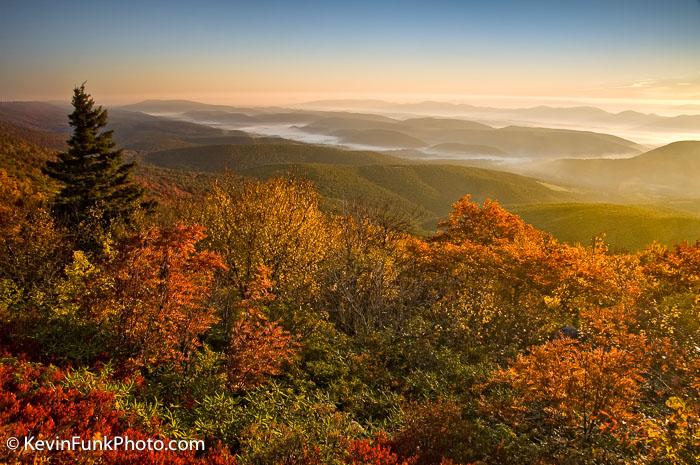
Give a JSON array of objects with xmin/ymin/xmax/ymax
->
[{"xmin": 43, "ymin": 84, "xmax": 145, "ymax": 236}]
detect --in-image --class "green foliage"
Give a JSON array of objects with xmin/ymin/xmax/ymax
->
[
  {"xmin": 241, "ymin": 162, "xmax": 574, "ymax": 235},
  {"xmin": 234, "ymin": 381, "xmax": 363, "ymax": 465},
  {"xmin": 145, "ymin": 143, "xmax": 400, "ymax": 172},
  {"xmin": 514, "ymin": 202, "xmax": 700, "ymax": 251},
  {"xmin": 0, "ymin": 121, "xmax": 62, "ymax": 190}
]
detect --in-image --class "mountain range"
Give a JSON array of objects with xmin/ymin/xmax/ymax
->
[
  {"xmin": 119, "ymin": 100, "xmax": 645, "ymax": 158},
  {"xmin": 294, "ymin": 99, "xmax": 700, "ymax": 132}
]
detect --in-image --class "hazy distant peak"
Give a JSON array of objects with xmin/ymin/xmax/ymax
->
[
  {"xmin": 635, "ymin": 140, "xmax": 700, "ymax": 161},
  {"xmin": 400, "ymin": 117, "xmax": 491, "ymax": 130},
  {"xmin": 120, "ymin": 99, "xmax": 243, "ymax": 113}
]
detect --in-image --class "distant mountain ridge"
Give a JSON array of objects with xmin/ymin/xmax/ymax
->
[
  {"xmin": 144, "ymin": 143, "xmax": 403, "ymax": 172},
  {"xmin": 0, "ymin": 101, "xmax": 70, "ymax": 133},
  {"xmin": 428, "ymin": 143, "xmax": 506, "ymax": 156},
  {"xmin": 294, "ymin": 99, "xmax": 700, "ymax": 133},
  {"xmin": 0, "ymin": 101, "xmax": 277, "ymax": 152},
  {"xmin": 302, "ymin": 115, "xmax": 642, "ymax": 157},
  {"xmin": 113, "ymin": 100, "xmax": 644, "ymax": 158}
]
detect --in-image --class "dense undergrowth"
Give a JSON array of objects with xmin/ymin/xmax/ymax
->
[{"xmin": 1, "ymin": 169, "xmax": 698, "ymax": 464}]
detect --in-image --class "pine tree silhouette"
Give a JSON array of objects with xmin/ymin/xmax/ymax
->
[{"xmin": 43, "ymin": 84, "xmax": 146, "ymax": 242}]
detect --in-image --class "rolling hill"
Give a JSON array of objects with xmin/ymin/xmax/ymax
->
[
  {"xmin": 428, "ymin": 143, "xmax": 505, "ymax": 156},
  {"xmin": 638, "ymin": 114, "xmax": 700, "ymax": 131},
  {"xmin": 144, "ymin": 143, "xmax": 403, "ymax": 172},
  {"xmin": 300, "ymin": 115, "xmax": 642, "ymax": 157},
  {"xmin": 533, "ymin": 141, "xmax": 700, "ymax": 198},
  {"xmin": 240, "ymin": 163, "xmax": 577, "ymax": 233},
  {"xmin": 119, "ymin": 99, "xmax": 252, "ymax": 114},
  {"xmin": 181, "ymin": 110, "xmax": 261, "ymax": 125},
  {"xmin": 0, "ymin": 101, "xmax": 70, "ymax": 133},
  {"xmin": 3, "ymin": 99, "xmax": 699, "ymax": 250},
  {"xmin": 239, "ymin": 162, "xmax": 700, "ymax": 249},
  {"xmin": 0, "ymin": 101, "xmax": 277, "ymax": 153},
  {"xmin": 138, "ymin": 139, "xmax": 700, "ymax": 248},
  {"xmin": 0, "ymin": 117, "xmax": 216, "ymax": 203},
  {"xmin": 0, "ymin": 121, "xmax": 60, "ymax": 189},
  {"xmin": 333, "ymin": 129, "xmax": 427, "ymax": 148},
  {"xmin": 125, "ymin": 100, "xmax": 643, "ymax": 158},
  {"xmin": 401, "ymin": 117, "xmax": 491, "ymax": 131},
  {"xmin": 514, "ymin": 203, "xmax": 700, "ymax": 251},
  {"xmin": 295, "ymin": 99, "xmax": 700, "ymax": 133},
  {"xmin": 142, "ymin": 141, "xmax": 577, "ymax": 231}
]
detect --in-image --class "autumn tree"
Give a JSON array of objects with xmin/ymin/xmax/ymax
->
[
  {"xmin": 638, "ymin": 243, "xmax": 700, "ymax": 357},
  {"xmin": 226, "ymin": 266, "xmax": 298, "ymax": 390},
  {"xmin": 390, "ymin": 399, "xmax": 473, "ymax": 465},
  {"xmin": 105, "ymin": 224, "xmax": 226, "ymax": 368},
  {"xmin": 641, "ymin": 396, "xmax": 699, "ymax": 465},
  {"xmin": 500, "ymin": 338, "xmax": 647, "ymax": 437},
  {"xmin": 494, "ymin": 303, "xmax": 653, "ymax": 461},
  {"xmin": 434, "ymin": 195, "xmax": 542, "ymax": 246},
  {"xmin": 0, "ymin": 171, "xmax": 65, "ymax": 288},
  {"xmin": 0, "ymin": 170, "xmax": 68, "ymax": 353},
  {"xmin": 192, "ymin": 175, "xmax": 330, "ymax": 326},
  {"xmin": 51, "ymin": 224, "xmax": 226, "ymax": 368},
  {"xmin": 316, "ymin": 210, "xmax": 412, "ymax": 336},
  {"xmin": 398, "ymin": 196, "xmax": 569, "ymax": 354}
]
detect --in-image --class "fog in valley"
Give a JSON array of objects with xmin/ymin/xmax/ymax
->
[{"xmin": 151, "ymin": 99, "xmax": 699, "ymax": 168}]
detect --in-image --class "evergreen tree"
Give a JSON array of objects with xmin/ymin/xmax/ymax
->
[{"xmin": 43, "ymin": 84, "xmax": 146, "ymax": 237}]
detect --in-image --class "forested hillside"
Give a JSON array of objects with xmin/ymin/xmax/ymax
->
[
  {"xmin": 514, "ymin": 203, "xmax": 700, "ymax": 251},
  {"xmin": 142, "ymin": 140, "xmax": 700, "ymax": 246},
  {"xmin": 534, "ymin": 141, "xmax": 700, "ymax": 198},
  {"xmin": 2, "ymin": 101, "xmax": 700, "ymax": 248},
  {"xmin": 0, "ymin": 88, "xmax": 698, "ymax": 465}
]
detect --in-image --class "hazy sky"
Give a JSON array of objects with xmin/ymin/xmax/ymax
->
[{"xmin": 1, "ymin": 0, "xmax": 699, "ymax": 107}]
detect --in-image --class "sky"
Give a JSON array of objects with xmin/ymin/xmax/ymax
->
[{"xmin": 1, "ymin": 0, "xmax": 699, "ymax": 108}]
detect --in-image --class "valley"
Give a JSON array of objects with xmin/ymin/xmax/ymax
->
[{"xmin": 2, "ymin": 99, "xmax": 699, "ymax": 250}]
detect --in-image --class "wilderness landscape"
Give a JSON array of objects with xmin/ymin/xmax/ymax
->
[{"xmin": 1, "ymin": 1, "xmax": 699, "ymax": 464}]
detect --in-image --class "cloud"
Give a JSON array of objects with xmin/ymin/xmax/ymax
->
[{"xmin": 607, "ymin": 74, "xmax": 700, "ymax": 99}]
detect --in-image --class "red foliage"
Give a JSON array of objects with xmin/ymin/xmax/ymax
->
[
  {"xmin": 389, "ymin": 400, "xmax": 474, "ymax": 465},
  {"xmin": 0, "ymin": 358, "xmax": 234, "ymax": 464},
  {"xmin": 346, "ymin": 434, "xmax": 416, "ymax": 465}
]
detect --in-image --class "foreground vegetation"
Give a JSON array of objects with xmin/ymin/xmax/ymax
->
[
  {"xmin": 3, "ymin": 170, "xmax": 699, "ymax": 464},
  {"xmin": 0, "ymin": 88, "xmax": 698, "ymax": 464}
]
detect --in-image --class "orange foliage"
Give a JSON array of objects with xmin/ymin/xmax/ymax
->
[
  {"xmin": 434, "ymin": 196, "xmax": 543, "ymax": 246},
  {"xmin": 390, "ymin": 400, "xmax": 475, "ymax": 465},
  {"xmin": 226, "ymin": 266, "xmax": 298, "ymax": 390},
  {"xmin": 0, "ymin": 170, "xmax": 63, "ymax": 286},
  {"xmin": 499, "ymin": 337, "xmax": 648, "ymax": 440},
  {"xmin": 101, "ymin": 224, "xmax": 226, "ymax": 368}
]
